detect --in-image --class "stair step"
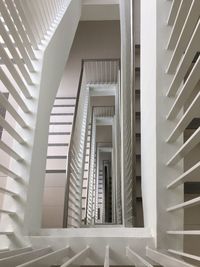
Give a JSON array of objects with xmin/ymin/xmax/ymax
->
[
  {"xmin": 47, "ymin": 156, "xmax": 67, "ymax": 159},
  {"xmin": 48, "ymin": 143, "xmax": 69, "ymax": 146},
  {"xmin": 45, "ymin": 170, "xmax": 66, "ymax": 173},
  {"xmin": 55, "ymin": 97, "xmax": 76, "ymax": 99},
  {"xmin": 135, "ymin": 44, "xmax": 140, "ymax": 50},
  {"xmin": 135, "ymin": 67, "xmax": 140, "ymax": 73},
  {"xmin": 53, "ymin": 105, "xmax": 75, "ymax": 107},
  {"xmin": 48, "ymin": 132, "xmax": 71, "ymax": 135},
  {"xmin": 51, "ymin": 113, "xmax": 74, "ymax": 116},
  {"xmin": 49, "ymin": 122, "xmax": 72, "ymax": 125}
]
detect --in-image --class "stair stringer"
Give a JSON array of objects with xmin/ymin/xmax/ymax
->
[{"xmin": 23, "ymin": 0, "xmax": 82, "ymax": 235}]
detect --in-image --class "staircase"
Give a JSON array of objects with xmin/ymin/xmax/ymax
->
[
  {"xmin": 82, "ymin": 123, "xmax": 92, "ymax": 224},
  {"xmin": 43, "ymin": 96, "xmax": 76, "ymax": 228},
  {"xmin": 0, "ymin": 0, "xmax": 200, "ymax": 266},
  {"xmin": 134, "ymin": 45, "xmax": 144, "ymax": 227}
]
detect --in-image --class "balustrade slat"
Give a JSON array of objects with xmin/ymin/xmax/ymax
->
[
  {"xmin": 0, "ymin": 140, "xmax": 23, "ymax": 161},
  {"xmin": 0, "ymin": 247, "xmax": 32, "ymax": 259},
  {"xmin": 146, "ymin": 247, "xmax": 194, "ymax": 267},
  {"xmin": 43, "ymin": 0, "xmax": 54, "ymax": 27},
  {"xmin": 37, "ymin": 1, "xmax": 49, "ymax": 33},
  {"xmin": 167, "ymin": 196, "xmax": 200, "ymax": 212},
  {"xmin": 0, "ymin": 247, "xmax": 52, "ymax": 267},
  {"xmin": 167, "ymin": 1, "xmax": 200, "ymax": 73},
  {"xmin": 0, "ymin": 1, "xmax": 35, "ymax": 72},
  {"xmin": 167, "ymin": 0, "xmax": 182, "ymax": 26},
  {"xmin": 167, "ymin": 19, "xmax": 200, "ymax": 97},
  {"xmin": 25, "ymin": 0, "xmax": 44, "ymax": 42},
  {"xmin": 16, "ymin": 246, "xmax": 69, "ymax": 267},
  {"xmin": 167, "ymin": 160, "xmax": 200, "ymax": 189},
  {"xmin": 0, "ymin": 115, "xmax": 26, "ymax": 144},
  {"xmin": 0, "ymin": 208, "xmax": 15, "ymax": 215},
  {"xmin": 0, "ymin": 91, "xmax": 28, "ymax": 128},
  {"xmin": 0, "ymin": 44, "xmax": 31, "ymax": 99},
  {"xmin": 167, "ymin": 56, "xmax": 200, "ymax": 120},
  {"xmin": 167, "ymin": 91, "xmax": 200, "ymax": 143},
  {"xmin": 13, "ymin": 0, "xmax": 38, "ymax": 49},
  {"xmin": 20, "ymin": 0, "xmax": 42, "ymax": 45},
  {"xmin": 168, "ymin": 249, "xmax": 200, "ymax": 262},
  {"xmin": 126, "ymin": 247, "xmax": 153, "ymax": 267},
  {"xmin": 32, "ymin": 0, "xmax": 46, "ymax": 36},
  {"xmin": 167, "ymin": 127, "xmax": 200, "ymax": 166},
  {"xmin": 0, "ymin": 163, "xmax": 22, "ymax": 180},
  {"xmin": 0, "ymin": 66, "xmax": 30, "ymax": 113},
  {"xmin": 0, "ymin": 19, "xmax": 33, "ymax": 85},
  {"xmin": 5, "ymin": 0, "xmax": 36, "ymax": 60},
  {"xmin": 167, "ymin": 230, "xmax": 200, "ymax": 235},
  {"xmin": 60, "ymin": 246, "xmax": 90, "ymax": 267},
  {"xmin": 167, "ymin": 0, "xmax": 192, "ymax": 50},
  {"xmin": 0, "ymin": 187, "xmax": 18, "ymax": 198}
]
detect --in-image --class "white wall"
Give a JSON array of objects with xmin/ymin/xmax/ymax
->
[
  {"xmin": 134, "ymin": 0, "xmax": 140, "ymax": 44},
  {"xmin": 57, "ymin": 21, "xmax": 120, "ymax": 97},
  {"xmin": 96, "ymin": 126, "xmax": 112, "ymax": 144},
  {"xmin": 90, "ymin": 96, "xmax": 115, "ymax": 107},
  {"xmin": 81, "ymin": 4, "xmax": 120, "ymax": 21},
  {"xmin": 141, "ymin": 0, "xmax": 184, "ymax": 250},
  {"xmin": 140, "ymin": 0, "xmax": 157, "ymax": 241}
]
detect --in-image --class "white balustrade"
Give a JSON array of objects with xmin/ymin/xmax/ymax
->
[{"xmin": 165, "ymin": 0, "xmax": 200, "ymax": 264}]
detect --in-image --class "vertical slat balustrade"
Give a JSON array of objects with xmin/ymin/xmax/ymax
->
[
  {"xmin": 84, "ymin": 59, "xmax": 120, "ymax": 84},
  {"xmin": 63, "ymin": 67, "xmax": 90, "ymax": 228},
  {"xmin": 164, "ymin": 0, "xmax": 200, "ymax": 263},
  {"xmin": 5, "ymin": 0, "xmax": 36, "ymax": 60},
  {"xmin": 13, "ymin": 0, "xmax": 39, "ymax": 49},
  {"xmin": 86, "ymin": 114, "xmax": 96, "ymax": 224},
  {"xmin": 0, "ymin": 0, "xmax": 71, "ymax": 244},
  {"xmin": 91, "ymin": 106, "xmax": 115, "ymax": 223},
  {"xmin": 64, "ymin": 59, "xmax": 120, "ymax": 227},
  {"xmin": 0, "ymin": 1, "xmax": 35, "ymax": 72}
]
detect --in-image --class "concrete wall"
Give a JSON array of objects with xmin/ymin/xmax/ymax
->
[
  {"xmin": 141, "ymin": 0, "xmax": 184, "ymax": 250},
  {"xmin": 57, "ymin": 20, "xmax": 121, "ymax": 97},
  {"xmin": 140, "ymin": 0, "xmax": 157, "ymax": 239},
  {"xmin": 90, "ymin": 96, "xmax": 115, "ymax": 107},
  {"xmin": 42, "ymin": 20, "xmax": 120, "ymax": 228},
  {"xmin": 96, "ymin": 126, "xmax": 112, "ymax": 144},
  {"xmin": 134, "ymin": 0, "xmax": 140, "ymax": 45}
]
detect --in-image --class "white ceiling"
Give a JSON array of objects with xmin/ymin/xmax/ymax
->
[{"xmin": 81, "ymin": 0, "xmax": 120, "ymax": 21}]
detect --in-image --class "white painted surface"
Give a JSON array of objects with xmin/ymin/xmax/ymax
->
[
  {"xmin": 134, "ymin": 0, "xmax": 140, "ymax": 45},
  {"xmin": 29, "ymin": 228, "xmax": 154, "ymax": 265},
  {"xmin": 57, "ymin": 21, "xmax": 120, "ymax": 97},
  {"xmin": 23, "ymin": 0, "xmax": 81, "ymax": 234},
  {"xmin": 81, "ymin": 5, "xmax": 120, "ymax": 21},
  {"xmin": 140, "ymin": 0, "xmax": 157, "ymax": 238}
]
